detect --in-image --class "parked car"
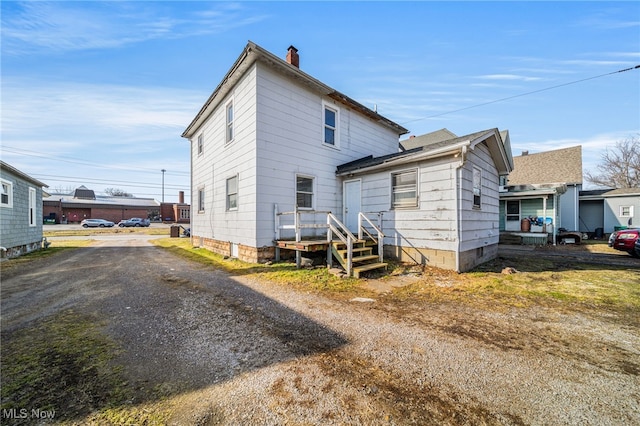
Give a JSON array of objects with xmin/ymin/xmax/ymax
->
[
  {"xmin": 609, "ymin": 228, "xmax": 640, "ymax": 257},
  {"xmin": 81, "ymin": 219, "xmax": 115, "ymax": 228},
  {"xmin": 117, "ymin": 217, "xmax": 151, "ymax": 227}
]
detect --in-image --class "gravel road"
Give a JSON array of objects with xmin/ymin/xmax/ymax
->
[{"xmin": 1, "ymin": 236, "xmax": 638, "ymax": 425}]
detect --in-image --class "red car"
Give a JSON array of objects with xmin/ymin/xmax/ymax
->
[{"xmin": 609, "ymin": 228, "xmax": 640, "ymax": 257}]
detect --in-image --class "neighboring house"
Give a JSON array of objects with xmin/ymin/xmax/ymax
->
[
  {"xmin": 0, "ymin": 161, "xmax": 48, "ymax": 258},
  {"xmin": 499, "ymin": 146, "xmax": 582, "ymax": 242},
  {"xmin": 43, "ymin": 185, "xmax": 160, "ymax": 224},
  {"xmin": 579, "ymin": 188, "xmax": 640, "ymax": 235},
  {"xmin": 182, "ymin": 41, "xmax": 513, "ymax": 273}
]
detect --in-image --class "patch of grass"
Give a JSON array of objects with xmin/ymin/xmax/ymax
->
[
  {"xmin": 152, "ymin": 238, "xmax": 640, "ymax": 310},
  {"xmin": 0, "ymin": 241, "xmax": 92, "ymax": 273},
  {"xmin": 152, "ymin": 238, "xmax": 361, "ymax": 293},
  {"xmin": 1, "ymin": 310, "xmax": 174, "ymax": 425},
  {"xmin": 1, "ymin": 310, "xmax": 129, "ymax": 423}
]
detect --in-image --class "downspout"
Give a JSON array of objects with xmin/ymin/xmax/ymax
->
[{"xmin": 455, "ymin": 145, "xmax": 468, "ymax": 273}]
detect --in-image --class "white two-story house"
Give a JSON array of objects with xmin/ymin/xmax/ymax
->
[{"xmin": 182, "ymin": 42, "xmax": 513, "ymax": 273}]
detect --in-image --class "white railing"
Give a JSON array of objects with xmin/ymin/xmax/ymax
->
[
  {"xmin": 327, "ymin": 212, "xmax": 357, "ymax": 276},
  {"xmin": 274, "ymin": 204, "xmax": 384, "ymax": 276},
  {"xmin": 358, "ymin": 212, "xmax": 384, "ymax": 263}
]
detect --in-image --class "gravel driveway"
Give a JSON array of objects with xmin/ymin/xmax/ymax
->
[{"xmin": 1, "ymin": 236, "xmax": 638, "ymax": 425}]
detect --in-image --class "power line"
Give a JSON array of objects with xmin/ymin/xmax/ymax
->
[
  {"xmin": 401, "ymin": 65, "xmax": 640, "ymax": 125},
  {"xmin": 1, "ymin": 146, "xmax": 190, "ymax": 176},
  {"xmin": 31, "ymin": 173, "xmax": 187, "ymax": 190}
]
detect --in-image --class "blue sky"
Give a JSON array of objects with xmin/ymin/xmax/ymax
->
[{"xmin": 2, "ymin": 1, "xmax": 639, "ymax": 203}]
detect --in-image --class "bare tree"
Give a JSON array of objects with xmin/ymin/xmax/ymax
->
[
  {"xmin": 585, "ymin": 135, "xmax": 640, "ymax": 189},
  {"xmin": 104, "ymin": 188, "xmax": 133, "ymax": 197}
]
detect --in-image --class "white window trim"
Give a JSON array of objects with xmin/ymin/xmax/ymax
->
[
  {"xmin": 197, "ymin": 187, "xmax": 205, "ymax": 213},
  {"xmin": 197, "ymin": 133, "xmax": 204, "ymax": 156},
  {"xmin": 29, "ymin": 187, "xmax": 36, "ymax": 227},
  {"xmin": 620, "ymin": 205, "xmax": 634, "ymax": 217},
  {"xmin": 226, "ymin": 175, "xmax": 238, "ymax": 211},
  {"xmin": 1, "ymin": 179, "xmax": 13, "ymax": 208},
  {"xmin": 473, "ymin": 166, "xmax": 482, "ymax": 209},
  {"xmin": 225, "ymin": 99, "xmax": 235, "ymax": 144},
  {"xmin": 295, "ymin": 174, "xmax": 315, "ymax": 210},
  {"xmin": 321, "ymin": 101, "xmax": 340, "ymax": 149},
  {"xmin": 391, "ymin": 169, "xmax": 419, "ymax": 209}
]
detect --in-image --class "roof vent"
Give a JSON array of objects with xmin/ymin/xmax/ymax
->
[{"xmin": 286, "ymin": 45, "xmax": 299, "ymax": 68}]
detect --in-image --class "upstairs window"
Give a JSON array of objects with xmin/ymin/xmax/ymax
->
[
  {"xmin": 1, "ymin": 180, "xmax": 12, "ymax": 208},
  {"xmin": 296, "ymin": 175, "xmax": 314, "ymax": 209},
  {"xmin": 323, "ymin": 103, "xmax": 339, "ymax": 147},
  {"xmin": 226, "ymin": 175, "xmax": 238, "ymax": 210},
  {"xmin": 391, "ymin": 170, "xmax": 418, "ymax": 209},
  {"xmin": 197, "ymin": 134, "xmax": 204, "ymax": 155},
  {"xmin": 473, "ymin": 167, "xmax": 482, "ymax": 209},
  {"xmin": 226, "ymin": 101, "xmax": 234, "ymax": 143}
]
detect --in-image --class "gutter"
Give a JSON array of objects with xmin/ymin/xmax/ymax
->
[
  {"xmin": 337, "ymin": 141, "xmax": 471, "ymax": 177},
  {"xmin": 455, "ymin": 144, "xmax": 469, "ymax": 273}
]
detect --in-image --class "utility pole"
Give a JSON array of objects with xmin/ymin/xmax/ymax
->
[{"xmin": 161, "ymin": 169, "xmax": 166, "ymax": 203}]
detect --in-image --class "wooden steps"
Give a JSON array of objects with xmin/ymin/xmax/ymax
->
[{"xmin": 332, "ymin": 240, "xmax": 386, "ymax": 278}]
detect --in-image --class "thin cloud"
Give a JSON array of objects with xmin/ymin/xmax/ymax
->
[
  {"xmin": 1, "ymin": 2, "xmax": 268, "ymax": 54},
  {"xmin": 476, "ymin": 74, "xmax": 543, "ymax": 82}
]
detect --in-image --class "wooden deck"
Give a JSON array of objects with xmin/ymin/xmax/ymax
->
[{"xmin": 275, "ymin": 239, "xmax": 330, "ymax": 252}]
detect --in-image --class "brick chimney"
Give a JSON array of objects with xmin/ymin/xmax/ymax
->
[
  {"xmin": 179, "ymin": 191, "xmax": 184, "ymax": 204},
  {"xmin": 286, "ymin": 45, "xmax": 299, "ymax": 68}
]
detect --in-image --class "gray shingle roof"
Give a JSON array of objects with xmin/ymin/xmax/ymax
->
[
  {"xmin": 507, "ymin": 146, "xmax": 582, "ymax": 186},
  {"xmin": 399, "ymin": 128, "xmax": 457, "ymax": 151}
]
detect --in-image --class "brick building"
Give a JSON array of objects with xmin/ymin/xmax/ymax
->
[
  {"xmin": 43, "ymin": 186, "xmax": 160, "ymax": 224},
  {"xmin": 159, "ymin": 190, "xmax": 190, "ymax": 224}
]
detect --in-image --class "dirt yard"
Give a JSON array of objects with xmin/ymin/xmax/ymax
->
[{"xmin": 1, "ymin": 236, "xmax": 638, "ymax": 425}]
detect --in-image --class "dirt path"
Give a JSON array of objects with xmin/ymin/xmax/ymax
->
[{"xmin": 1, "ymin": 238, "xmax": 639, "ymax": 425}]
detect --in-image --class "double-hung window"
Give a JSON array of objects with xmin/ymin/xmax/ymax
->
[
  {"xmin": 226, "ymin": 175, "xmax": 238, "ymax": 210},
  {"xmin": 296, "ymin": 175, "xmax": 314, "ymax": 209},
  {"xmin": 226, "ymin": 102, "xmax": 234, "ymax": 143},
  {"xmin": 29, "ymin": 187, "xmax": 36, "ymax": 226},
  {"xmin": 620, "ymin": 206, "xmax": 634, "ymax": 217},
  {"xmin": 323, "ymin": 103, "xmax": 339, "ymax": 147},
  {"xmin": 391, "ymin": 170, "xmax": 418, "ymax": 208},
  {"xmin": 198, "ymin": 187, "xmax": 205, "ymax": 213},
  {"xmin": 473, "ymin": 167, "xmax": 482, "ymax": 209},
  {"xmin": 1, "ymin": 180, "xmax": 12, "ymax": 208},
  {"xmin": 197, "ymin": 134, "xmax": 204, "ymax": 155}
]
